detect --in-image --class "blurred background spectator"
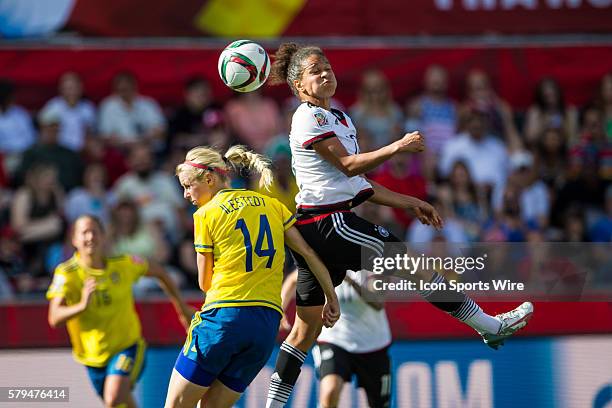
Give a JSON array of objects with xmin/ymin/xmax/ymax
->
[
  {"xmin": 10, "ymin": 163, "xmax": 64, "ymax": 287},
  {"xmin": 460, "ymin": 69, "xmax": 521, "ymax": 151},
  {"xmin": 593, "ymin": 73, "xmax": 612, "ymax": 141},
  {"xmin": 507, "ymin": 151, "xmax": 551, "ymax": 229},
  {"xmin": 524, "ymin": 77, "xmax": 578, "ymax": 147},
  {"xmin": 0, "ymin": 79, "xmax": 36, "ymax": 176},
  {"xmin": 370, "ymin": 154, "xmax": 427, "ymax": 236},
  {"xmin": 168, "ymin": 76, "xmax": 218, "ymax": 152},
  {"xmin": 111, "ymin": 144, "xmax": 185, "ymax": 244},
  {"xmin": 350, "ymin": 70, "xmax": 403, "ymax": 151},
  {"xmin": 436, "ymin": 161, "xmax": 488, "ymax": 242},
  {"xmin": 439, "ymin": 107, "xmax": 509, "ymax": 204},
  {"xmin": 39, "ymin": 72, "xmax": 96, "ymax": 152},
  {"xmin": 109, "ymin": 199, "xmax": 170, "ymax": 264},
  {"xmin": 224, "ymin": 90, "xmax": 281, "ymax": 151},
  {"xmin": 405, "ymin": 65, "xmax": 457, "ymax": 157},
  {"xmin": 64, "ymin": 162, "xmax": 113, "ymax": 225},
  {"xmin": 14, "ymin": 108, "xmax": 84, "ymax": 192},
  {"xmin": 98, "ymin": 71, "xmax": 167, "ymax": 152}
]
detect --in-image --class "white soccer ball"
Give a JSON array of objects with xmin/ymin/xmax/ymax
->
[{"xmin": 218, "ymin": 40, "xmax": 270, "ymax": 93}]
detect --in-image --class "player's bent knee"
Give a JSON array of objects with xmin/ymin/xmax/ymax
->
[
  {"xmin": 103, "ymin": 387, "xmax": 129, "ymax": 407},
  {"xmin": 319, "ymin": 375, "xmax": 343, "ymax": 408},
  {"xmin": 287, "ymin": 315, "xmax": 323, "ymax": 350},
  {"xmin": 287, "ymin": 325, "xmax": 320, "ymax": 350},
  {"xmin": 320, "ymin": 389, "xmax": 341, "ymax": 408},
  {"xmin": 104, "ymin": 394, "xmax": 129, "ymax": 408},
  {"xmin": 320, "ymin": 393, "xmax": 340, "ymax": 408},
  {"xmin": 103, "ymin": 376, "xmax": 132, "ymax": 408}
]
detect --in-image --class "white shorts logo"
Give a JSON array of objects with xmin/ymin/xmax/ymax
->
[
  {"xmin": 321, "ymin": 349, "xmax": 334, "ymax": 360},
  {"xmin": 376, "ymin": 225, "xmax": 390, "ymax": 238}
]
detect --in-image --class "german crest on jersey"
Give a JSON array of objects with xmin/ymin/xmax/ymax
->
[{"xmin": 313, "ymin": 111, "xmax": 328, "ymax": 127}]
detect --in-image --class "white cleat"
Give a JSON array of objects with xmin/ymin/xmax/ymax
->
[{"xmin": 481, "ymin": 302, "xmax": 534, "ymax": 350}]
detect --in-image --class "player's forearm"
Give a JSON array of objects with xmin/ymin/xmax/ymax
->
[
  {"xmin": 301, "ymin": 250, "xmax": 337, "ymax": 300},
  {"xmin": 367, "ymin": 179, "xmax": 424, "ymax": 211},
  {"xmin": 48, "ymin": 302, "xmax": 86, "ymax": 328},
  {"xmin": 156, "ymin": 270, "xmax": 188, "ymax": 311},
  {"xmin": 284, "ymin": 227, "xmax": 336, "ymax": 300},
  {"xmin": 337, "ymin": 144, "xmax": 398, "ymax": 176}
]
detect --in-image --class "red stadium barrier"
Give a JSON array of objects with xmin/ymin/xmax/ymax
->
[
  {"xmin": 0, "ymin": 45, "xmax": 610, "ymax": 111},
  {"xmin": 53, "ymin": 0, "xmax": 612, "ymax": 37},
  {"xmin": 1, "ymin": 300, "xmax": 610, "ymax": 348}
]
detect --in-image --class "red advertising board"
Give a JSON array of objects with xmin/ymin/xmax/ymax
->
[
  {"xmin": 1, "ymin": 300, "xmax": 610, "ymax": 348},
  {"xmin": 2, "ymin": 0, "xmax": 610, "ymax": 38}
]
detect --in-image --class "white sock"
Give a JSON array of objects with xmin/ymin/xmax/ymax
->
[
  {"xmin": 464, "ymin": 308, "xmax": 502, "ymax": 334},
  {"xmin": 266, "ymin": 398, "xmax": 286, "ymax": 408}
]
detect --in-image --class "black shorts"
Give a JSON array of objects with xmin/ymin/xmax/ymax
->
[
  {"xmin": 291, "ymin": 210, "xmax": 405, "ymax": 306},
  {"xmin": 315, "ymin": 343, "xmax": 392, "ymax": 408}
]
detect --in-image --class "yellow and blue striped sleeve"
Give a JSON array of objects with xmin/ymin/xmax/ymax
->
[
  {"xmin": 46, "ymin": 266, "xmax": 69, "ymax": 300},
  {"xmin": 279, "ymin": 201, "xmax": 296, "ymax": 230},
  {"xmin": 193, "ymin": 210, "xmax": 214, "ymax": 253}
]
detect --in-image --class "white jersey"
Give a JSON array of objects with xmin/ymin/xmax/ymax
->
[
  {"xmin": 318, "ymin": 270, "xmax": 392, "ymax": 353},
  {"xmin": 289, "ymin": 103, "xmax": 373, "ymax": 210}
]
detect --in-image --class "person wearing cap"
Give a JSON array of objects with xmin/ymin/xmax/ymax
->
[
  {"xmin": 13, "ymin": 106, "xmax": 84, "ymax": 192},
  {"xmin": 508, "ymin": 150, "xmax": 550, "ymax": 229}
]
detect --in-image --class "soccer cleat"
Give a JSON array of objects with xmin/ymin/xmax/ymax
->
[{"xmin": 481, "ymin": 302, "xmax": 534, "ymax": 350}]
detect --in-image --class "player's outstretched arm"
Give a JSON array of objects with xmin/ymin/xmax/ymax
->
[
  {"xmin": 367, "ymin": 179, "xmax": 444, "ymax": 230},
  {"xmin": 284, "ymin": 226, "xmax": 340, "ymax": 328},
  {"xmin": 313, "ymin": 131, "xmax": 424, "ymax": 177},
  {"xmin": 146, "ymin": 263, "xmax": 196, "ymax": 331},
  {"xmin": 48, "ymin": 277, "xmax": 96, "ymax": 328}
]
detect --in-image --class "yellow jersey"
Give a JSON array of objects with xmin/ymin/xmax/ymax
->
[
  {"xmin": 46, "ymin": 253, "xmax": 148, "ymax": 367},
  {"xmin": 194, "ymin": 188, "xmax": 296, "ymax": 315}
]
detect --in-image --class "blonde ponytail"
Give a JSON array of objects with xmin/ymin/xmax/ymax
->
[
  {"xmin": 176, "ymin": 145, "xmax": 274, "ymax": 190},
  {"xmin": 224, "ymin": 145, "xmax": 274, "ymax": 190}
]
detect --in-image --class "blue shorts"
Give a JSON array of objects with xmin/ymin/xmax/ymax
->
[
  {"xmin": 175, "ymin": 306, "xmax": 281, "ymax": 393},
  {"xmin": 86, "ymin": 339, "xmax": 146, "ymax": 397}
]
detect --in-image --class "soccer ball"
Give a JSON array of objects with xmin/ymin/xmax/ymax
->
[{"xmin": 218, "ymin": 40, "xmax": 270, "ymax": 93}]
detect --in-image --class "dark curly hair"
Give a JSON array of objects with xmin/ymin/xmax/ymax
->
[{"xmin": 269, "ymin": 43, "xmax": 326, "ymax": 95}]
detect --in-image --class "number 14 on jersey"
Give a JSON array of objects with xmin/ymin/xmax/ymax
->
[{"xmin": 234, "ymin": 214, "xmax": 276, "ymax": 272}]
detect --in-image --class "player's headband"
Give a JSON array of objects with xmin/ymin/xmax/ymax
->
[{"xmin": 184, "ymin": 161, "xmax": 228, "ymax": 175}]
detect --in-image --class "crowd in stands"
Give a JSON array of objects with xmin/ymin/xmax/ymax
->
[{"xmin": 0, "ymin": 67, "xmax": 610, "ymax": 299}]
